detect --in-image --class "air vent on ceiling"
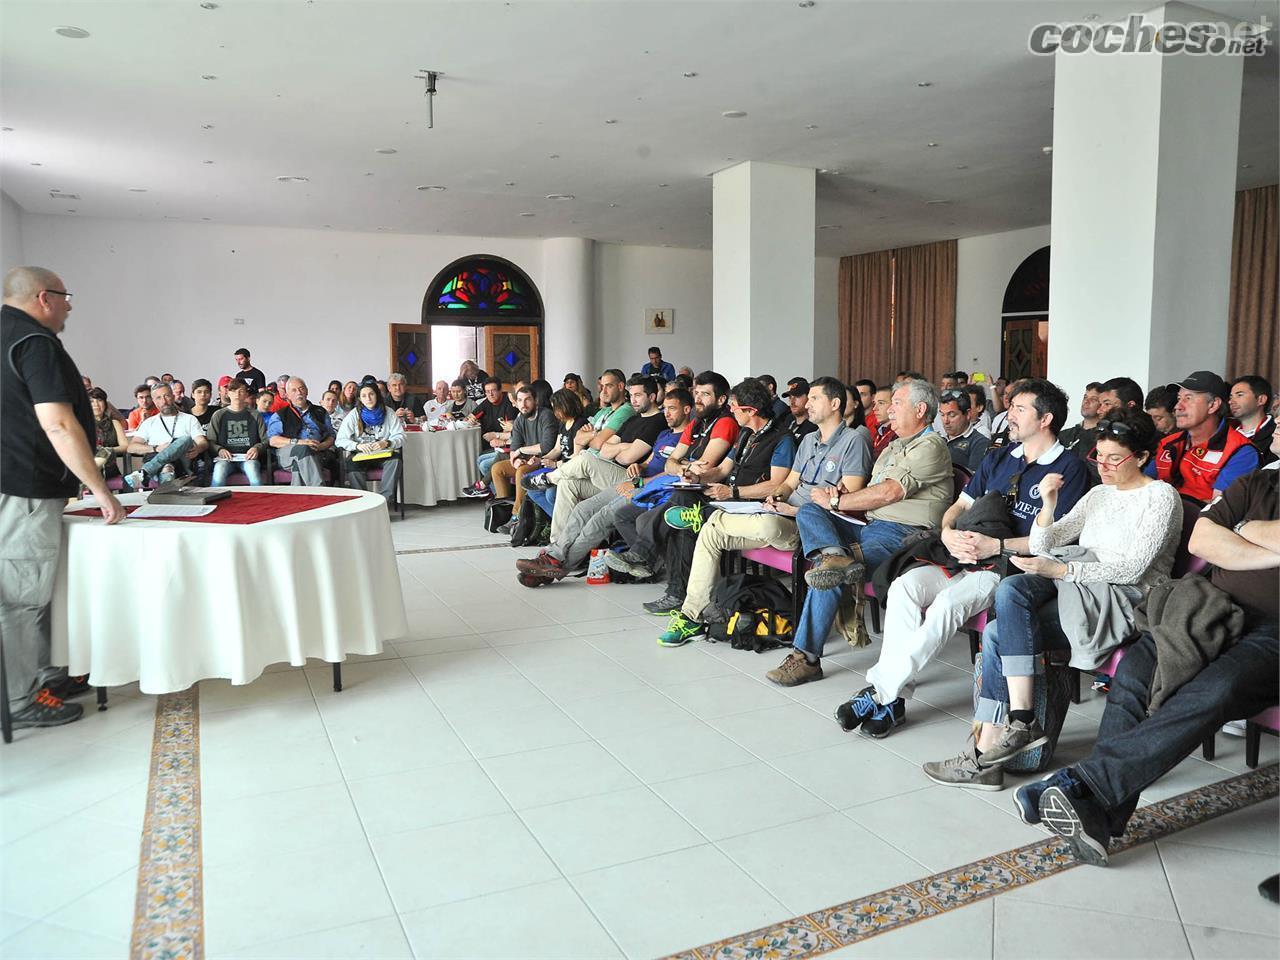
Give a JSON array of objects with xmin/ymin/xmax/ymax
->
[{"xmin": 49, "ymin": 191, "xmax": 80, "ymax": 200}]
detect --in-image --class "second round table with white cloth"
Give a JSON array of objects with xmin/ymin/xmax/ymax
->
[
  {"xmin": 52, "ymin": 487, "xmax": 408, "ymax": 694},
  {"xmin": 401, "ymin": 424, "xmax": 482, "ymax": 506}
]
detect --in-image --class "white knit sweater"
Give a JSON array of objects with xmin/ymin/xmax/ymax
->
[{"xmin": 1028, "ymin": 480, "xmax": 1182, "ymax": 588}]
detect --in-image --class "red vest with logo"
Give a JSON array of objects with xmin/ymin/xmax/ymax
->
[{"xmin": 1153, "ymin": 422, "xmax": 1252, "ymax": 503}]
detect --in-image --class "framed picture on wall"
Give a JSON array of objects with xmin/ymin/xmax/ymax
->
[{"xmin": 645, "ymin": 308, "xmax": 675, "ymax": 334}]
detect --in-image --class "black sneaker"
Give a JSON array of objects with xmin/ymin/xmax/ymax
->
[
  {"xmin": 643, "ymin": 593, "xmax": 683, "ymax": 615},
  {"xmin": 11, "ymin": 688, "xmax": 85, "ymax": 728},
  {"xmin": 47, "ymin": 674, "xmax": 93, "ymax": 700},
  {"xmin": 522, "ymin": 472, "xmax": 554, "ymax": 491},
  {"xmin": 859, "ymin": 697, "xmax": 905, "ymax": 738},
  {"xmin": 834, "ymin": 685, "xmax": 878, "ymax": 732},
  {"xmin": 1039, "ymin": 784, "xmax": 1111, "ymax": 866}
]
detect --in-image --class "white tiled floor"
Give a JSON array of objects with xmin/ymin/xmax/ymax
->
[{"xmin": 1, "ymin": 501, "xmax": 1277, "ymax": 959}]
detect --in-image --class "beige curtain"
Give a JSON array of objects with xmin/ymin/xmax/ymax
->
[
  {"xmin": 1228, "ymin": 184, "xmax": 1278, "ymax": 385},
  {"xmin": 837, "ymin": 250, "xmax": 894, "ymax": 385},
  {"xmin": 892, "ymin": 240, "xmax": 957, "ymax": 384}
]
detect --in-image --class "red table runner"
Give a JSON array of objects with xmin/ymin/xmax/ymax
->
[{"xmin": 68, "ymin": 491, "xmax": 360, "ymax": 525}]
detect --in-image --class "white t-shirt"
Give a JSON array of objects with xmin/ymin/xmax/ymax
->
[
  {"xmin": 134, "ymin": 412, "xmax": 205, "ymax": 446},
  {"xmin": 420, "ymin": 398, "xmax": 449, "ymax": 422}
]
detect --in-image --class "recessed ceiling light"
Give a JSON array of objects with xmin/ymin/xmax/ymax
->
[
  {"xmin": 546, "ymin": 194, "xmax": 574, "ymax": 200},
  {"xmin": 657, "ymin": 183, "xmax": 669, "ymax": 188},
  {"xmin": 49, "ymin": 192, "xmax": 79, "ymax": 200},
  {"xmin": 608, "ymin": 203, "xmax": 618, "ymax": 208},
  {"xmin": 275, "ymin": 175, "xmax": 309, "ymax": 182},
  {"xmin": 548, "ymin": 154, "xmax": 560, "ymax": 159},
  {"xmin": 805, "ymin": 124, "xmax": 819, "ymax": 130},
  {"xmin": 54, "ymin": 26, "xmax": 90, "ymax": 39},
  {"xmin": 416, "ymin": 184, "xmax": 447, "ymax": 191},
  {"xmin": 200, "ymin": 1, "xmax": 220, "ymax": 9},
  {"xmin": 798, "ymin": 1, "xmax": 816, "ymax": 7},
  {"xmin": 201, "ymin": 75, "xmax": 218, "ymax": 81},
  {"xmin": 66, "ymin": 209, "xmax": 76, "ymax": 213},
  {"xmin": 662, "ymin": 243, "xmax": 672, "ymax": 248},
  {"xmin": 128, "ymin": 187, "xmax": 148, "ymax": 193},
  {"xmin": 925, "ymin": 199, "xmax": 951, "ymax": 205},
  {"xmin": 201, "ymin": 217, "xmax": 211, "ymax": 221},
  {"xmin": 364, "ymin": 172, "xmax": 374, "ymax": 176},
  {"xmin": 917, "ymin": 81, "xmax": 933, "ymax": 87},
  {"xmin": 604, "ymin": 119, "xmax": 617, "ymax": 125},
  {"xmin": 682, "ymin": 71, "xmax": 698, "ymax": 78},
  {"xmin": 201, "ymin": 124, "xmax": 215, "ymax": 130},
  {"xmin": 1242, "ymin": 163, "xmax": 1253, "ymax": 169},
  {"xmin": 1, "ymin": 127, "xmax": 12, "ymax": 132},
  {"xmin": 374, "ymin": 147, "xmax": 397, "ymax": 155},
  {"xmin": 955, "ymin": 164, "xmax": 968, "ymax": 170},
  {"xmin": 29, "ymin": 162, "xmax": 41, "ymax": 166},
  {"xmin": 519, "ymin": 212, "xmax": 536, "ymax": 217},
  {"xmin": 1042, "ymin": 145, "xmax": 1053, "ymax": 154},
  {"xmin": 202, "ymin": 160, "xmax": 215, "ymax": 164},
  {"xmin": 722, "ymin": 110, "xmax": 747, "ymax": 119},
  {"xmin": 927, "ymin": 141, "xmax": 939, "ymax": 148},
  {"xmin": 817, "ymin": 224, "xmax": 841, "ymax": 230}
]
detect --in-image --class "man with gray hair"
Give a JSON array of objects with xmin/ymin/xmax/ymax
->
[
  {"xmin": 1, "ymin": 266, "xmax": 126, "ymax": 732},
  {"xmin": 765, "ymin": 378, "xmax": 955, "ymax": 687},
  {"xmin": 266, "ymin": 377, "xmax": 335, "ymax": 485},
  {"xmin": 125, "ymin": 381, "xmax": 209, "ymax": 488},
  {"xmin": 385, "ymin": 372, "xmax": 424, "ymax": 422}
]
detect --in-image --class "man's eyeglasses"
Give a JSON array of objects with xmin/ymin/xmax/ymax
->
[
  {"xmin": 1088, "ymin": 449, "xmax": 1136, "ymax": 469},
  {"xmin": 42, "ymin": 289, "xmax": 73, "ymax": 301}
]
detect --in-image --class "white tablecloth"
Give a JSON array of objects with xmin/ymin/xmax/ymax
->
[
  {"xmin": 401, "ymin": 426, "xmax": 483, "ymax": 507},
  {"xmin": 51, "ymin": 488, "xmax": 408, "ymax": 693}
]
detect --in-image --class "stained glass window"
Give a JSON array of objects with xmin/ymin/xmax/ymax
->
[{"xmin": 425, "ymin": 258, "xmax": 543, "ymax": 319}]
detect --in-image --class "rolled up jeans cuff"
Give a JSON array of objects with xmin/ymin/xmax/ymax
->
[
  {"xmin": 975, "ymin": 696, "xmax": 1006, "ymax": 726},
  {"xmin": 1002, "ymin": 654, "xmax": 1039, "ymax": 677}
]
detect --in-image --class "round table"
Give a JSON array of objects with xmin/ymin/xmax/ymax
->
[
  {"xmin": 401, "ymin": 425, "xmax": 482, "ymax": 507},
  {"xmin": 52, "ymin": 488, "xmax": 408, "ymax": 694}
]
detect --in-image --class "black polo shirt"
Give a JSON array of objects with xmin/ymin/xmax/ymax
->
[{"xmin": 1, "ymin": 304, "xmax": 96, "ymax": 499}]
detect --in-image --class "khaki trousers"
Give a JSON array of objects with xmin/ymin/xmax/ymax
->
[
  {"xmin": 548, "ymin": 455, "xmax": 629, "ymax": 543},
  {"xmin": 681, "ymin": 511, "xmax": 800, "ymax": 621}
]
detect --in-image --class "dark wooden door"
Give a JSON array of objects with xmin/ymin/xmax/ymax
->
[
  {"xmin": 1002, "ymin": 317, "xmax": 1048, "ymax": 380},
  {"xmin": 389, "ymin": 324, "xmax": 432, "ymax": 395},
  {"xmin": 482, "ymin": 325, "xmax": 541, "ymax": 388}
]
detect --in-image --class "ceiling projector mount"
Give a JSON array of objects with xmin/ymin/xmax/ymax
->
[{"xmin": 414, "ymin": 69, "xmax": 443, "ymax": 129}]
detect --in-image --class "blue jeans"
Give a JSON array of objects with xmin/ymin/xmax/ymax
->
[
  {"xmin": 477, "ymin": 451, "xmax": 501, "ymax": 485},
  {"xmin": 974, "ymin": 574, "xmax": 1071, "ymax": 724},
  {"xmin": 142, "ymin": 435, "xmax": 196, "ymax": 478},
  {"xmin": 526, "ymin": 485, "xmax": 556, "ymax": 518},
  {"xmin": 211, "ymin": 456, "xmax": 265, "ymax": 486},
  {"xmin": 791, "ymin": 504, "xmax": 917, "ymax": 659},
  {"xmin": 1074, "ymin": 620, "xmax": 1278, "ymax": 836}
]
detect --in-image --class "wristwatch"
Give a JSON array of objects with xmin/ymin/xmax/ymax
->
[
  {"xmin": 1234, "ymin": 519, "xmax": 1250, "ymax": 535},
  {"xmin": 829, "ymin": 492, "xmax": 840, "ymax": 510}
]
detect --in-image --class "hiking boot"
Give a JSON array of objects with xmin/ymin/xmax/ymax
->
[
  {"xmin": 922, "ymin": 744, "xmax": 1004, "ymax": 791},
  {"xmin": 605, "ymin": 550, "xmax": 653, "ymax": 580},
  {"xmin": 834, "ymin": 685, "xmax": 878, "ymax": 731},
  {"xmin": 643, "ymin": 593, "xmax": 683, "ymax": 615},
  {"xmin": 1013, "ymin": 768, "xmax": 1079, "ymax": 827},
  {"xmin": 981, "ymin": 718, "xmax": 1049, "ymax": 765},
  {"xmin": 804, "ymin": 554, "xmax": 866, "ymax": 591},
  {"xmin": 657, "ymin": 612, "xmax": 705, "ymax": 647},
  {"xmin": 47, "ymin": 674, "xmax": 92, "ymax": 700},
  {"xmin": 765, "ymin": 650, "xmax": 823, "ymax": 687},
  {"xmin": 1039, "ymin": 784, "xmax": 1111, "ymax": 866},
  {"xmin": 515, "ymin": 550, "xmax": 553, "ymax": 574},
  {"xmin": 664, "ymin": 501, "xmax": 704, "ymax": 533},
  {"xmin": 522, "ymin": 472, "xmax": 555, "ymax": 491},
  {"xmin": 859, "ymin": 697, "xmax": 906, "ymax": 738},
  {"xmin": 10, "ymin": 688, "xmax": 85, "ymax": 729}
]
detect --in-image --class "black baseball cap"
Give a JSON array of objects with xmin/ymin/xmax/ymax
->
[
  {"xmin": 782, "ymin": 377, "xmax": 811, "ymax": 398},
  {"xmin": 1177, "ymin": 370, "xmax": 1228, "ymax": 399}
]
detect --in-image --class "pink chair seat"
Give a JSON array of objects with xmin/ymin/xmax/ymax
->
[
  {"xmin": 741, "ymin": 546, "xmax": 793, "ymax": 573},
  {"xmin": 1252, "ymin": 706, "xmax": 1280, "ymax": 731}
]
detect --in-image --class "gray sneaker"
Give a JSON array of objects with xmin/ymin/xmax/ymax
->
[
  {"xmin": 922, "ymin": 745, "xmax": 1004, "ymax": 791},
  {"xmin": 604, "ymin": 550, "xmax": 652, "ymax": 579},
  {"xmin": 980, "ymin": 718, "xmax": 1049, "ymax": 766}
]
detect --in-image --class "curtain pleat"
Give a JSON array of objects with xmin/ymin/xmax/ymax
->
[{"xmin": 1228, "ymin": 184, "xmax": 1279, "ymax": 386}]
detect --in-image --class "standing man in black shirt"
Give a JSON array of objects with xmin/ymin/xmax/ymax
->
[
  {"xmin": 232, "ymin": 347, "xmax": 266, "ymax": 392},
  {"xmin": 1, "ymin": 266, "xmax": 125, "ymax": 734}
]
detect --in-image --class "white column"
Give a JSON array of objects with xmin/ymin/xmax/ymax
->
[
  {"xmin": 541, "ymin": 236, "xmax": 594, "ymax": 382},
  {"xmin": 1047, "ymin": 2, "xmax": 1243, "ymax": 406},
  {"xmin": 713, "ymin": 162, "xmax": 816, "ymax": 381}
]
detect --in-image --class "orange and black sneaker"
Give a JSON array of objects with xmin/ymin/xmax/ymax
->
[
  {"xmin": 10, "ymin": 688, "xmax": 85, "ymax": 728},
  {"xmin": 48, "ymin": 674, "xmax": 93, "ymax": 700}
]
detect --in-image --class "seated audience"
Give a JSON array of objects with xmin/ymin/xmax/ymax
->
[
  {"xmin": 338, "ymin": 380, "xmax": 359, "ymax": 418},
  {"xmin": 939, "ymin": 389, "xmax": 990, "ymax": 473},
  {"xmin": 1058, "ymin": 382, "xmax": 1103, "ymax": 455},
  {"xmin": 989, "ymin": 379, "xmax": 1016, "ymax": 440},
  {"xmin": 267, "ymin": 377, "xmax": 336, "ymax": 486},
  {"xmin": 336, "ymin": 382, "xmax": 405, "ymax": 503},
  {"xmin": 641, "ymin": 346, "xmax": 677, "ymax": 381},
  {"xmin": 206, "ymin": 380, "xmax": 268, "ymax": 486},
  {"xmin": 782, "ymin": 377, "xmax": 819, "ymax": 445},
  {"xmin": 458, "ymin": 360, "xmax": 488, "ymax": 402},
  {"xmin": 443, "ymin": 379, "xmax": 477, "ymax": 419},
  {"xmin": 1015, "ymin": 434, "xmax": 1278, "ymax": 865},
  {"xmin": 1229, "ymin": 374, "xmax": 1276, "ymax": 464},
  {"xmin": 89, "ymin": 388, "xmax": 126, "ymax": 478},
  {"xmin": 677, "ymin": 365, "xmax": 695, "ymax": 380},
  {"xmin": 524, "ymin": 388, "xmax": 589, "ymax": 519},
  {"xmin": 1144, "ymin": 383, "xmax": 1179, "ymax": 435},
  {"xmin": 491, "ymin": 381, "xmax": 558, "ymax": 515},
  {"xmin": 126, "ymin": 383, "xmax": 157, "ymax": 431},
  {"xmin": 171, "ymin": 379, "xmax": 194, "ymax": 413},
  {"xmin": 319, "ymin": 389, "xmax": 345, "ymax": 432},
  {"xmin": 125, "ymin": 382, "xmax": 209, "ymax": 487},
  {"xmin": 462, "ymin": 377, "xmax": 518, "ymax": 498},
  {"xmin": 1097, "ymin": 376, "xmax": 1143, "ymax": 417},
  {"xmin": 992, "ymin": 377, "xmax": 1009, "ymax": 413},
  {"xmin": 189, "ymin": 378, "xmax": 216, "ymax": 426},
  {"xmin": 855, "ymin": 379, "xmax": 878, "ymax": 431},
  {"xmin": 870, "ymin": 385, "xmax": 897, "ymax": 457},
  {"xmin": 964, "ymin": 383, "xmax": 993, "ymax": 437},
  {"xmin": 216, "ymin": 375, "xmax": 233, "ymax": 408},
  {"xmin": 386, "ymin": 372, "xmax": 424, "ymax": 422},
  {"xmin": 420, "ymin": 380, "xmax": 451, "ymax": 421},
  {"xmin": 562, "ymin": 373, "xmax": 597, "ymax": 417},
  {"xmin": 924, "ymin": 409, "xmax": 1181, "ymax": 790},
  {"xmin": 766, "ymin": 378, "xmax": 953, "ymax": 686},
  {"xmin": 757, "ymin": 374, "xmax": 789, "ymax": 420},
  {"xmin": 254, "ymin": 388, "xmax": 276, "ymax": 418},
  {"xmin": 837, "ymin": 378, "xmax": 1091, "ymax": 737},
  {"xmin": 1148, "ymin": 370, "xmax": 1259, "ymax": 503}
]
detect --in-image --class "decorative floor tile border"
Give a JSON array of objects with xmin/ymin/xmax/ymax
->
[
  {"xmin": 395, "ymin": 542, "xmax": 509, "ymax": 556},
  {"xmin": 664, "ymin": 763, "xmax": 1279, "ymax": 960},
  {"xmin": 131, "ymin": 687, "xmax": 204, "ymax": 960}
]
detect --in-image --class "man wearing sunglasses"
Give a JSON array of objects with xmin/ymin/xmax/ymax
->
[{"xmin": 1146, "ymin": 371, "xmax": 1259, "ymax": 504}]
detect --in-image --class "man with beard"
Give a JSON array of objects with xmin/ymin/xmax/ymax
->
[{"xmin": 126, "ymin": 381, "xmax": 210, "ymax": 487}]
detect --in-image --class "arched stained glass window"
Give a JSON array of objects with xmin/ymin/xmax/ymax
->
[{"xmin": 424, "ymin": 256, "xmax": 543, "ymax": 319}]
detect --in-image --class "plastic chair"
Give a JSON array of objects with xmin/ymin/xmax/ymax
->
[
  {"xmin": 338, "ymin": 450, "xmax": 405, "ymax": 519},
  {"xmin": 1245, "ymin": 706, "xmax": 1280, "ymax": 768}
]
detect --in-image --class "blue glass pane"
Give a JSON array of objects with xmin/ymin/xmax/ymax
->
[
  {"xmin": 503, "ymin": 350, "xmax": 519, "ymax": 367},
  {"xmin": 406, "ymin": 350, "xmax": 418, "ymax": 367}
]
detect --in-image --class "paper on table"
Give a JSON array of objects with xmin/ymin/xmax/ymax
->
[
  {"xmin": 228, "ymin": 454, "xmax": 248, "ymax": 462},
  {"xmin": 130, "ymin": 504, "xmax": 218, "ymax": 519},
  {"xmin": 711, "ymin": 501, "xmax": 770, "ymax": 515},
  {"xmin": 832, "ymin": 511, "xmax": 867, "ymax": 526}
]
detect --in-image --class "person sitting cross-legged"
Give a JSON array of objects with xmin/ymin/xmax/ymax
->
[
  {"xmin": 206, "ymin": 379, "xmax": 268, "ymax": 486},
  {"xmin": 923, "ymin": 409, "xmax": 1182, "ymax": 791},
  {"xmin": 765, "ymin": 378, "xmax": 954, "ymax": 686},
  {"xmin": 1012, "ymin": 433, "xmax": 1278, "ymax": 865},
  {"xmin": 491, "ymin": 381, "xmax": 558, "ymax": 518},
  {"xmin": 125, "ymin": 382, "xmax": 209, "ymax": 488},
  {"xmin": 836, "ymin": 378, "xmax": 1092, "ymax": 737},
  {"xmin": 462, "ymin": 377, "xmax": 518, "ymax": 498},
  {"xmin": 336, "ymin": 381, "xmax": 405, "ymax": 503},
  {"xmin": 267, "ymin": 377, "xmax": 336, "ymax": 486},
  {"xmin": 654, "ymin": 376, "xmax": 869, "ymax": 646}
]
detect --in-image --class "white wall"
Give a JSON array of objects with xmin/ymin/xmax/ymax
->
[
  {"xmin": 1, "ymin": 191, "xmax": 25, "ymax": 273},
  {"xmin": 594, "ymin": 243, "xmax": 713, "ymax": 376},
  {"xmin": 955, "ymin": 224, "xmax": 1051, "ymax": 379}
]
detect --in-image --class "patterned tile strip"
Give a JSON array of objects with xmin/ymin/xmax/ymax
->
[
  {"xmin": 395, "ymin": 542, "xmax": 508, "ymax": 556},
  {"xmin": 664, "ymin": 763, "xmax": 1279, "ymax": 960},
  {"xmin": 130, "ymin": 687, "xmax": 204, "ymax": 960}
]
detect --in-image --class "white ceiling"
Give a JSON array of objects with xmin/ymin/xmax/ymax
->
[{"xmin": 1, "ymin": 0, "xmax": 1276, "ymax": 256}]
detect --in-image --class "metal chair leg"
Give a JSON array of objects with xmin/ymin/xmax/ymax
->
[
  {"xmin": 332, "ymin": 662, "xmax": 343, "ymax": 693},
  {"xmin": 0, "ymin": 626, "xmax": 12, "ymax": 744},
  {"xmin": 96, "ymin": 686, "xmax": 109, "ymax": 712}
]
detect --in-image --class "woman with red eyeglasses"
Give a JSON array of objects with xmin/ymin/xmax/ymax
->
[{"xmin": 923, "ymin": 408, "xmax": 1183, "ymax": 791}]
